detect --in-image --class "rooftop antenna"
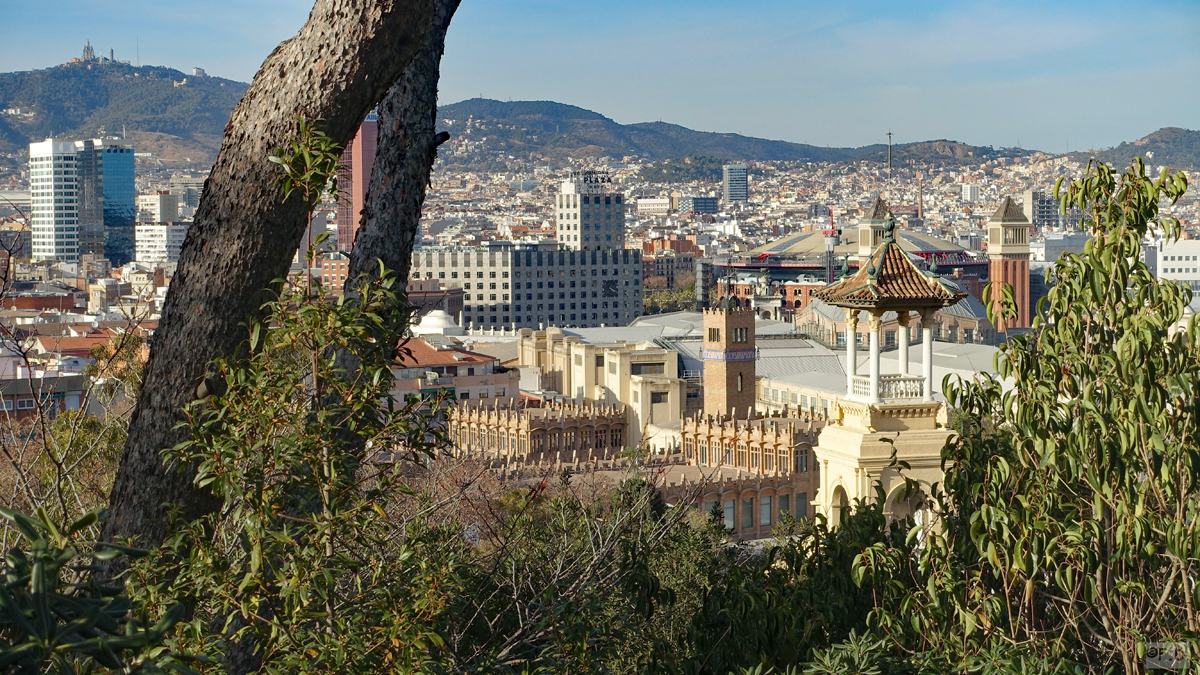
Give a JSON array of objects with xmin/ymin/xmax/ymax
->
[
  {"xmin": 917, "ymin": 172, "xmax": 923, "ymax": 219},
  {"xmin": 886, "ymin": 131, "xmax": 893, "ymax": 198}
]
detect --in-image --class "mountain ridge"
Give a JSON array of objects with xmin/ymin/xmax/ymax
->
[
  {"xmin": 1076, "ymin": 127, "xmax": 1200, "ymax": 171},
  {"xmin": 436, "ymin": 98, "xmax": 1032, "ymax": 166},
  {"xmin": 0, "ymin": 65, "xmax": 1193, "ymax": 173}
]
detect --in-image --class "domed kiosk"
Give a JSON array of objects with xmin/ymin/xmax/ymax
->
[{"xmin": 412, "ymin": 309, "xmax": 465, "ymax": 337}]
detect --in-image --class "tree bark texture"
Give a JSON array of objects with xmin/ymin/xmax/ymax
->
[
  {"xmin": 104, "ymin": 0, "xmax": 436, "ymax": 547},
  {"xmin": 345, "ymin": 0, "xmax": 460, "ymax": 289}
]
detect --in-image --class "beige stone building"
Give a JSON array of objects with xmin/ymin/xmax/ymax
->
[
  {"xmin": 516, "ymin": 327, "xmax": 688, "ymax": 447},
  {"xmin": 662, "ymin": 412, "xmax": 823, "ymax": 539},
  {"xmin": 391, "ymin": 337, "xmax": 520, "ymax": 405},
  {"xmin": 447, "ymin": 399, "xmax": 627, "ymax": 461}
]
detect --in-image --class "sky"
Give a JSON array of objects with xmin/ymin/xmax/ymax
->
[{"xmin": 4, "ymin": 0, "xmax": 1199, "ymax": 152}]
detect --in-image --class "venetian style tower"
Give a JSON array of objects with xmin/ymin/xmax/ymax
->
[
  {"xmin": 702, "ymin": 303, "xmax": 756, "ymax": 419},
  {"xmin": 857, "ymin": 196, "xmax": 891, "ymax": 258},
  {"xmin": 812, "ymin": 216, "xmax": 965, "ymax": 527},
  {"xmin": 987, "ymin": 197, "xmax": 1032, "ymax": 330}
]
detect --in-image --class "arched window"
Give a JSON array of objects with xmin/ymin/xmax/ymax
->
[{"xmin": 737, "ymin": 373, "xmax": 744, "ymax": 392}]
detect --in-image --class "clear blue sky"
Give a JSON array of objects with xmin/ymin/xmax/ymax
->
[{"xmin": 5, "ymin": 0, "xmax": 1198, "ymax": 152}]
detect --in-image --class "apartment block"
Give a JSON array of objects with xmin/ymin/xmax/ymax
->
[
  {"xmin": 137, "ymin": 193, "xmax": 181, "ymax": 223},
  {"xmin": 28, "ymin": 137, "xmax": 134, "ymax": 264},
  {"xmin": 411, "ymin": 243, "xmax": 643, "ymax": 330},
  {"xmin": 555, "ymin": 174, "xmax": 626, "ymax": 251},
  {"xmin": 134, "ymin": 223, "xmax": 187, "ymax": 264},
  {"xmin": 722, "ymin": 164, "xmax": 748, "ymax": 203}
]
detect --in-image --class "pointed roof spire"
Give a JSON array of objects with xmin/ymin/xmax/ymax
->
[
  {"xmin": 863, "ymin": 196, "xmax": 892, "ymax": 223},
  {"xmin": 990, "ymin": 196, "xmax": 1030, "ymax": 224}
]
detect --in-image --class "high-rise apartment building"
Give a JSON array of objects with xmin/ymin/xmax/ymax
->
[
  {"xmin": 334, "ymin": 114, "xmax": 378, "ymax": 252},
  {"xmin": 137, "ymin": 193, "xmax": 181, "ymax": 223},
  {"xmin": 28, "ymin": 137, "xmax": 134, "ymax": 264},
  {"xmin": 722, "ymin": 164, "xmax": 748, "ymax": 203},
  {"xmin": 556, "ymin": 172, "xmax": 626, "ymax": 251},
  {"xmin": 1021, "ymin": 190, "xmax": 1059, "ymax": 231},
  {"xmin": 411, "ymin": 242, "xmax": 643, "ymax": 330},
  {"xmin": 961, "ymin": 183, "xmax": 980, "ymax": 203},
  {"xmin": 28, "ymin": 139, "xmax": 81, "ymax": 262},
  {"xmin": 135, "ymin": 223, "xmax": 187, "ymax": 264}
]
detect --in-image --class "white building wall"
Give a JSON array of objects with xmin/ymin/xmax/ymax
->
[
  {"xmin": 28, "ymin": 139, "xmax": 81, "ymax": 262},
  {"xmin": 135, "ymin": 223, "xmax": 187, "ymax": 264},
  {"xmin": 1153, "ymin": 239, "xmax": 1200, "ymax": 292}
]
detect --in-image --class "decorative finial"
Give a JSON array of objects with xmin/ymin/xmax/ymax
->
[
  {"xmin": 839, "ymin": 255, "xmax": 851, "ymax": 278},
  {"xmin": 929, "ymin": 257, "xmax": 940, "ymax": 276},
  {"xmin": 866, "ymin": 260, "xmax": 876, "ymax": 277},
  {"xmin": 884, "ymin": 216, "xmax": 896, "ymax": 243}
]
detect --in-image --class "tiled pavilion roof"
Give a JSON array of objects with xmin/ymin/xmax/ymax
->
[{"xmin": 815, "ymin": 212, "xmax": 966, "ymax": 311}]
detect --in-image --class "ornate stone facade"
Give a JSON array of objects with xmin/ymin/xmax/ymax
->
[
  {"xmin": 448, "ymin": 400, "xmax": 627, "ymax": 463},
  {"xmin": 663, "ymin": 412, "xmax": 823, "ymax": 540}
]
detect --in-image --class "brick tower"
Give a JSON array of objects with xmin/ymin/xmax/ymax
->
[
  {"xmin": 987, "ymin": 197, "xmax": 1031, "ymax": 330},
  {"xmin": 702, "ymin": 303, "xmax": 756, "ymax": 418}
]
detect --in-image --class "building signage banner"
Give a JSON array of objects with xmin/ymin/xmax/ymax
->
[
  {"xmin": 568, "ymin": 170, "xmax": 613, "ymax": 195},
  {"xmin": 701, "ymin": 349, "xmax": 755, "ymax": 362}
]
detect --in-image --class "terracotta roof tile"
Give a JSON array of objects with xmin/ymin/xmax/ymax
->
[
  {"xmin": 815, "ymin": 229, "xmax": 965, "ymax": 310},
  {"xmin": 396, "ymin": 338, "xmax": 494, "ymax": 368}
]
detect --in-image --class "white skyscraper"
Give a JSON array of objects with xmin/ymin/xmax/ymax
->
[
  {"xmin": 961, "ymin": 183, "xmax": 980, "ymax": 203},
  {"xmin": 28, "ymin": 137, "xmax": 135, "ymax": 263},
  {"xmin": 556, "ymin": 171, "xmax": 625, "ymax": 251},
  {"xmin": 28, "ymin": 139, "xmax": 82, "ymax": 262},
  {"xmin": 722, "ymin": 164, "xmax": 748, "ymax": 203}
]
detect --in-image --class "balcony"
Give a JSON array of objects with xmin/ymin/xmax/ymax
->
[{"xmin": 850, "ymin": 374, "xmax": 924, "ymax": 402}]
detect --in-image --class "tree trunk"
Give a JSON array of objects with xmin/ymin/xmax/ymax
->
[
  {"xmin": 345, "ymin": 0, "xmax": 460, "ymax": 291},
  {"xmin": 103, "ymin": 0, "xmax": 436, "ymax": 547}
]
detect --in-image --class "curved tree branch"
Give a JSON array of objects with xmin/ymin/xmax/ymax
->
[
  {"xmin": 345, "ymin": 0, "xmax": 461, "ymax": 292},
  {"xmin": 104, "ymin": 0, "xmax": 436, "ymax": 546}
]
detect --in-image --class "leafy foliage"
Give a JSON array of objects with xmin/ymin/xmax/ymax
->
[
  {"xmin": 643, "ymin": 284, "xmax": 696, "ymax": 315},
  {"xmin": 839, "ymin": 159, "xmax": 1196, "ymax": 673},
  {"xmin": 0, "ymin": 507, "xmax": 190, "ymax": 674},
  {"xmin": 131, "ymin": 267, "xmax": 461, "ymax": 674}
]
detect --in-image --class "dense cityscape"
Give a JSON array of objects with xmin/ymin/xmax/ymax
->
[{"xmin": 0, "ymin": 7, "xmax": 1197, "ymax": 670}]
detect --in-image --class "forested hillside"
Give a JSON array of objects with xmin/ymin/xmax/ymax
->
[
  {"xmin": 1081, "ymin": 126, "xmax": 1200, "ymax": 169},
  {"xmin": 0, "ymin": 61, "xmax": 247, "ymax": 164}
]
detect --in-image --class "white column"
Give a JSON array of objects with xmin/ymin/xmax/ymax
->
[
  {"xmin": 921, "ymin": 309, "xmax": 934, "ymax": 402},
  {"xmin": 897, "ymin": 312, "xmax": 910, "ymax": 376},
  {"xmin": 868, "ymin": 313, "xmax": 881, "ymax": 404},
  {"xmin": 844, "ymin": 308, "xmax": 858, "ymax": 397}
]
